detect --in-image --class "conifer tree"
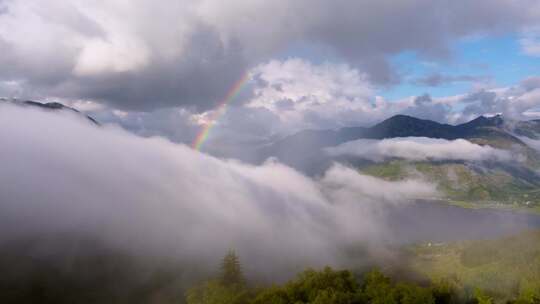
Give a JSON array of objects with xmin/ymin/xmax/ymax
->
[{"xmin": 220, "ymin": 249, "xmax": 244, "ymax": 288}]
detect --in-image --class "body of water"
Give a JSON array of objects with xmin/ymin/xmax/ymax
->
[{"xmin": 382, "ymin": 201, "xmax": 540, "ymax": 243}]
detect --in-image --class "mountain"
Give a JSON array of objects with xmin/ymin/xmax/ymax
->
[
  {"xmin": 1, "ymin": 99, "xmax": 99, "ymax": 125},
  {"xmin": 259, "ymin": 114, "xmax": 540, "ymax": 208},
  {"xmin": 262, "ymin": 114, "xmax": 526, "ymax": 154},
  {"xmin": 258, "ymin": 114, "xmax": 530, "ymax": 169}
]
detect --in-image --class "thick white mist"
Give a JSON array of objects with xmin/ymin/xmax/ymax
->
[{"xmin": 0, "ymin": 104, "xmax": 437, "ymax": 278}]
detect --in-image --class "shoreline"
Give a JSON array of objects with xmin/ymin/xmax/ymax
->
[{"xmin": 414, "ymin": 198, "xmax": 540, "ymax": 216}]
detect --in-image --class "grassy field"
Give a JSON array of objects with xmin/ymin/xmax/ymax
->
[{"xmin": 406, "ymin": 229, "xmax": 540, "ymax": 303}]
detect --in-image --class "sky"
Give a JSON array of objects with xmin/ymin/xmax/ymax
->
[
  {"xmin": 384, "ymin": 34, "xmax": 540, "ymax": 100},
  {"xmin": 1, "ymin": 0, "xmax": 540, "ymax": 153}
]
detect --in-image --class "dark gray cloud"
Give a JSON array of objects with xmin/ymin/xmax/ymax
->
[
  {"xmin": 274, "ymin": 98, "xmax": 295, "ymax": 111},
  {"xmin": 461, "ymin": 90, "xmax": 501, "ymax": 114},
  {"xmin": 402, "ymin": 94, "xmax": 452, "ymax": 123},
  {"xmin": 91, "ymin": 107, "xmax": 199, "ymax": 144},
  {"xmin": 0, "ymin": 0, "xmax": 539, "ymax": 111}
]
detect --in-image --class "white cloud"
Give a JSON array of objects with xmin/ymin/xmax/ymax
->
[
  {"xmin": 73, "ymin": 37, "xmax": 150, "ymax": 75},
  {"xmin": 325, "ymin": 137, "xmax": 512, "ymax": 162},
  {"xmin": 247, "ymin": 58, "xmax": 376, "ymax": 131},
  {"xmin": 321, "ymin": 163, "xmax": 437, "ymax": 202}
]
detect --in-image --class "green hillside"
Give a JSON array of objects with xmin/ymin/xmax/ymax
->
[
  {"xmin": 361, "ymin": 158, "xmax": 540, "ymax": 210},
  {"xmin": 354, "ymin": 115, "xmax": 540, "ymax": 209},
  {"xmin": 406, "ymin": 230, "xmax": 540, "ymax": 303}
]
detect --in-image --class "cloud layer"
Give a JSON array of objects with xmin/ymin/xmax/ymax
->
[
  {"xmin": 1, "ymin": 0, "xmax": 539, "ymax": 111},
  {"xmin": 326, "ymin": 137, "xmax": 512, "ymax": 162},
  {"xmin": 0, "ymin": 104, "xmax": 437, "ymax": 278}
]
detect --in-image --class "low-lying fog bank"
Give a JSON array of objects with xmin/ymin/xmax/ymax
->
[
  {"xmin": 1, "ymin": 103, "xmax": 538, "ymax": 283},
  {"xmin": 0, "ymin": 103, "xmax": 435, "ymax": 278}
]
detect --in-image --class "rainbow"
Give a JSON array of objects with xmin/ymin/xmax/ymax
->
[{"xmin": 192, "ymin": 72, "xmax": 250, "ymax": 150}]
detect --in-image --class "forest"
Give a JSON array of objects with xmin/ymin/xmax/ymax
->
[{"xmin": 186, "ymin": 249, "xmax": 540, "ymax": 304}]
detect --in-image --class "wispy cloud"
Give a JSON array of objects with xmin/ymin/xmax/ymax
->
[
  {"xmin": 325, "ymin": 137, "xmax": 512, "ymax": 162},
  {"xmin": 413, "ymin": 73, "xmax": 490, "ymax": 87},
  {"xmin": 520, "ymin": 27, "xmax": 540, "ymax": 57}
]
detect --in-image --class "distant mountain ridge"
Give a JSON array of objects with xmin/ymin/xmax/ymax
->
[
  {"xmin": 256, "ymin": 114, "xmax": 540, "ymax": 183},
  {"xmin": 1, "ymin": 99, "xmax": 99, "ymax": 125},
  {"xmin": 259, "ymin": 114, "xmax": 538, "ymax": 168}
]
